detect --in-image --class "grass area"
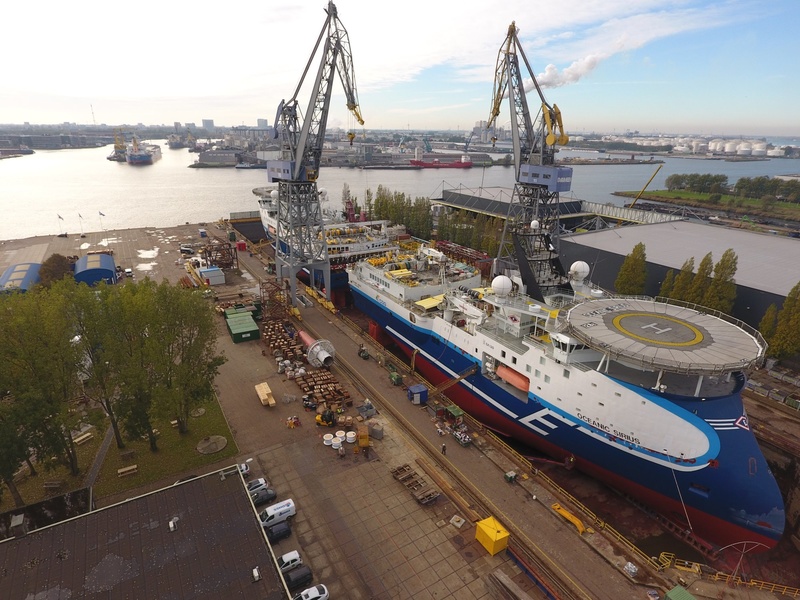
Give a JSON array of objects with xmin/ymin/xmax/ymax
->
[
  {"xmin": 92, "ymin": 398, "xmax": 239, "ymax": 499},
  {"xmin": 0, "ymin": 397, "xmax": 239, "ymax": 509},
  {"xmin": 0, "ymin": 433, "xmax": 105, "ymax": 512}
]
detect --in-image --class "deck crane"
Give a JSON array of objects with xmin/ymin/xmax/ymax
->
[
  {"xmin": 487, "ymin": 22, "xmax": 573, "ymax": 301},
  {"xmin": 464, "ymin": 131, "xmax": 475, "ymax": 153},
  {"xmin": 266, "ymin": 1, "xmax": 364, "ymax": 305}
]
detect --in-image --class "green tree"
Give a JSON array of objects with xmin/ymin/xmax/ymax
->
[
  {"xmin": 671, "ymin": 258, "xmax": 695, "ymax": 301},
  {"xmin": 0, "ymin": 399, "xmax": 30, "ymax": 507},
  {"xmin": 759, "ymin": 304, "xmax": 779, "ymax": 346},
  {"xmin": 686, "ymin": 252, "xmax": 713, "ymax": 305},
  {"xmin": 614, "ymin": 242, "xmax": 647, "ymax": 295},
  {"xmin": 111, "ymin": 282, "xmax": 162, "ymax": 451},
  {"xmin": 770, "ymin": 281, "xmax": 800, "ymax": 359},
  {"xmin": 38, "ymin": 253, "xmax": 73, "ymax": 287},
  {"xmin": 60, "ymin": 279, "xmax": 127, "ymax": 449},
  {"xmin": 702, "ymin": 249, "xmax": 738, "ymax": 313},
  {"xmin": 0, "ymin": 286, "xmax": 85, "ymax": 475},
  {"xmin": 659, "ymin": 270, "xmax": 675, "ymax": 298},
  {"xmin": 148, "ymin": 282, "xmax": 226, "ymax": 433}
]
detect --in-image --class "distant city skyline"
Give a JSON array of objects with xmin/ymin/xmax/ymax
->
[{"xmin": 2, "ymin": 1, "xmax": 797, "ymax": 137}]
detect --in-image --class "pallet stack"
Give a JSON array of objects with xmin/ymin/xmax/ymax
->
[
  {"xmin": 262, "ymin": 320, "xmax": 304, "ymax": 361},
  {"xmin": 294, "ymin": 369, "xmax": 351, "ymax": 404}
]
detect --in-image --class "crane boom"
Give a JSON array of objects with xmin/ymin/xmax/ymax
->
[
  {"xmin": 269, "ymin": 1, "xmax": 364, "ymax": 183},
  {"xmin": 488, "ymin": 21, "xmax": 574, "ymax": 301},
  {"xmin": 487, "ymin": 22, "xmax": 568, "ymax": 177}
]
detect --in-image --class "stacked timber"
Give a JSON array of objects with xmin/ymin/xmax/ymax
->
[
  {"xmin": 262, "ymin": 319, "xmax": 304, "ymax": 361},
  {"xmin": 294, "ymin": 369, "xmax": 351, "ymax": 404}
]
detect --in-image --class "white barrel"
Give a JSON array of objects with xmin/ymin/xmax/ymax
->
[
  {"xmin": 345, "ymin": 431, "xmax": 357, "ymax": 444},
  {"xmin": 323, "ymin": 433, "xmax": 334, "ymax": 446},
  {"xmin": 331, "ymin": 437, "xmax": 342, "ymax": 449},
  {"xmin": 335, "ymin": 430, "xmax": 346, "ymax": 440}
]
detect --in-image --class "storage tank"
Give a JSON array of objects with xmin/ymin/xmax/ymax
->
[
  {"xmin": 708, "ymin": 140, "xmax": 725, "ymax": 152},
  {"xmin": 736, "ymin": 142, "xmax": 752, "ymax": 156},
  {"xmin": 752, "ymin": 142, "xmax": 768, "ymax": 156},
  {"xmin": 724, "ymin": 141, "xmax": 738, "ymax": 153}
]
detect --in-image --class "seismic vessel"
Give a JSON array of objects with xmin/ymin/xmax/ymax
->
[{"xmin": 348, "ymin": 246, "xmax": 786, "ymax": 552}]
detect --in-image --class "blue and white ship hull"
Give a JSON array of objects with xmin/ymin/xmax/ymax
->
[{"xmin": 348, "ymin": 252, "xmax": 785, "ymax": 553}]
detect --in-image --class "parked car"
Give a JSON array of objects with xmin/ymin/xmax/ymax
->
[
  {"xmin": 266, "ymin": 521, "xmax": 292, "ymax": 544},
  {"xmin": 292, "ymin": 584, "xmax": 329, "ymax": 600},
  {"xmin": 250, "ymin": 487, "xmax": 277, "ymax": 507},
  {"xmin": 238, "ymin": 462, "xmax": 251, "ymax": 478},
  {"xmin": 276, "ymin": 550, "xmax": 303, "ymax": 573},
  {"xmin": 179, "ymin": 246, "xmax": 195, "ymax": 255},
  {"xmin": 246, "ymin": 478, "xmax": 269, "ymax": 494},
  {"xmin": 284, "ymin": 566, "xmax": 313, "ymax": 591}
]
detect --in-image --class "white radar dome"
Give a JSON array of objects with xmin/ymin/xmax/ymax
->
[
  {"xmin": 530, "ymin": 220, "xmax": 540, "ymax": 230},
  {"xmin": 270, "ymin": 190, "xmax": 279, "ymax": 199},
  {"xmin": 318, "ymin": 188, "xmax": 328, "ymax": 198},
  {"xmin": 569, "ymin": 261, "xmax": 590, "ymax": 282},
  {"xmin": 491, "ymin": 275, "xmax": 514, "ymax": 297}
]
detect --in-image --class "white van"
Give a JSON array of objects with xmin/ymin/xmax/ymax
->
[{"xmin": 259, "ymin": 499, "xmax": 296, "ymax": 528}]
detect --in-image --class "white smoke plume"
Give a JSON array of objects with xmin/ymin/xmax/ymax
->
[{"xmin": 529, "ymin": 54, "xmax": 605, "ymax": 90}]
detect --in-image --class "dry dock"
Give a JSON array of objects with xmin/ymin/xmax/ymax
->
[{"xmin": 2, "ymin": 224, "xmax": 797, "ymax": 600}]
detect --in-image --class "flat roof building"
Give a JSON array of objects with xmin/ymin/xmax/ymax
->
[{"xmin": 0, "ymin": 469, "xmax": 283, "ymax": 598}]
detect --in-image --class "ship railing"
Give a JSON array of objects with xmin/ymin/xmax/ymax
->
[
  {"xmin": 554, "ymin": 295, "xmax": 766, "ymax": 375},
  {"xmin": 702, "ymin": 572, "xmax": 800, "ymax": 598}
]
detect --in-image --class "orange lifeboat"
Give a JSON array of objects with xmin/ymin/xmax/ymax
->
[{"xmin": 496, "ymin": 364, "xmax": 529, "ymax": 392}]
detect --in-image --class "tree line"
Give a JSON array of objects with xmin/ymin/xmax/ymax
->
[
  {"xmin": 0, "ymin": 277, "xmax": 225, "ymax": 507},
  {"xmin": 665, "ymin": 173, "xmax": 800, "ymax": 203},
  {"xmin": 614, "ymin": 243, "xmax": 800, "ymax": 359}
]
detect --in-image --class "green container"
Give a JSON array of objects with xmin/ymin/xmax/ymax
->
[
  {"xmin": 389, "ymin": 372, "xmax": 403, "ymax": 386},
  {"xmin": 228, "ymin": 231, "xmax": 236, "ymax": 242}
]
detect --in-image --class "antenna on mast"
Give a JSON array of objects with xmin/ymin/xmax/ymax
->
[{"xmin": 90, "ymin": 104, "xmax": 96, "ymax": 126}]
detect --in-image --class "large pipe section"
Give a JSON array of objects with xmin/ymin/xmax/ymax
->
[{"xmin": 298, "ymin": 330, "xmax": 335, "ymax": 368}]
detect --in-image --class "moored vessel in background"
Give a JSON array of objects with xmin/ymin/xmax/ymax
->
[
  {"xmin": 126, "ymin": 137, "xmax": 162, "ymax": 165},
  {"xmin": 348, "ymin": 245, "xmax": 785, "ymax": 553},
  {"xmin": 167, "ymin": 133, "xmax": 186, "ymax": 149},
  {"xmin": 410, "ymin": 154, "xmax": 473, "ymax": 168},
  {"xmin": 254, "ymin": 187, "xmax": 400, "ymax": 267},
  {"xmin": 106, "ymin": 131, "xmax": 127, "ymax": 162}
]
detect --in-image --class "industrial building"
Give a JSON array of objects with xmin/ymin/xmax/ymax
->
[
  {"xmin": 438, "ymin": 186, "xmax": 800, "ymax": 327},
  {"xmin": 0, "ymin": 262, "xmax": 42, "ymax": 292},
  {"xmin": 73, "ymin": 253, "xmax": 117, "ymax": 286},
  {"xmin": 0, "ymin": 469, "xmax": 283, "ymax": 598}
]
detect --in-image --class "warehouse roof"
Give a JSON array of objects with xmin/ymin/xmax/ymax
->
[{"xmin": 561, "ymin": 220, "xmax": 800, "ymax": 297}]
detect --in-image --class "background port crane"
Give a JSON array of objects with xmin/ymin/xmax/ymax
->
[
  {"xmin": 266, "ymin": 1, "xmax": 364, "ymax": 305},
  {"xmin": 487, "ymin": 22, "xmax": 573, "ymax": 301}
]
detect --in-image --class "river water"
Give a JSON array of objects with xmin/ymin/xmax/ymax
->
[{"xmin": 1, "ymin": 143, "xmax": 798, "ymax": 241}]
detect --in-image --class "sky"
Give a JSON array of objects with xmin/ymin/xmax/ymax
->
[{"xmin": 1, "ymin": 0, "xmax": 797, "ymax": 138}]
